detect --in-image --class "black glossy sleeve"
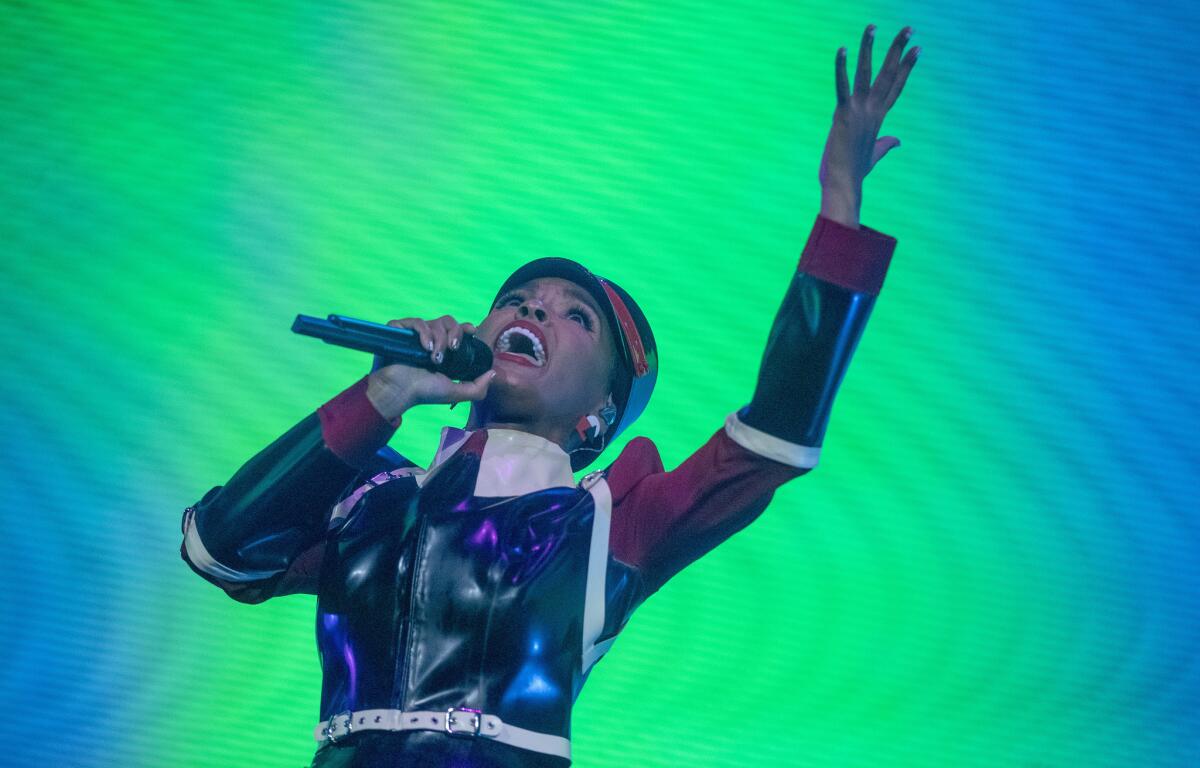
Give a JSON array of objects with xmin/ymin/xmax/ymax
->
[
  {"xmin": 738, "ymin": 272, "xmax": 877, "ymax": 447},
  {"xmin": 735, "ymin": 215, "xmax": 895, "ymax": 453},
  {"xmin": 180, "ymin": 413, "xmax": 360, "ymax": 601}
]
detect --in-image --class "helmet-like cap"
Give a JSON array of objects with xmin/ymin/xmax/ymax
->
[{"xmin": 494, "ymin": 257, "xmax": 658, "ymax": 470}]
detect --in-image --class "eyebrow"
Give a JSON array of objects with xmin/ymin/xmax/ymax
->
[{"xmin": 562, "ymin": 284, "xmax": 603, "ymax": 319}]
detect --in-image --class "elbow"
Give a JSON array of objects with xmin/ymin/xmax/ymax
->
[
  {"xmin": 180, "ymin": 541, "xmax": 274, "ymax": 604},
  {"xmin": 180, "ymin": 505, "xmax": 285, "ymax": 591},
  {"xmin": 724, "ymin": 410, "xmax": 821, "ymax": 471}
]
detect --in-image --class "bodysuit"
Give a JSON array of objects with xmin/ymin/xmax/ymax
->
[{"xmin": 182, "ymin": 215, "xmax": 897, "ymax": 766}]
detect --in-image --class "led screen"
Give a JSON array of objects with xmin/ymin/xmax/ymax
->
[{"xmin": 2, "ymin": 2, "xmax": 1197, "ymax": 766}]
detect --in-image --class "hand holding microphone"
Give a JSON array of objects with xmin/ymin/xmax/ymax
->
[{"xmin": 293, "ymin": 313, "xmax": 496, "ymax": 420}]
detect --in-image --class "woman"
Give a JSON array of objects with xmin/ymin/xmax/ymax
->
[{"xmin": 182, "ymin": 25, "xmax": 919, "ymax": 767}]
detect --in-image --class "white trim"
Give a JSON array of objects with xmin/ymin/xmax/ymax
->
[
  {"xmin": 584, "ymin": 637, "xmax": 616, "ymax": 670},
  {"xmin": 330, "ymin": 467, "xmax": 424, "ymax": 526},
  {"xmin": 182, "ymin": 508, "xmax": 282, "ymax": 583},
  {"xmin": 314, "ymin": 708, "xmax": 570, "ymax": 759},
  {"xmin": 416, "ymin": 427, "xmax": 472, "ymax": 488},
  {"xmin": 723, "ymin": 411, "xmax": 821, "ymax": 469},
  {"xmin": 432, "ymin": 427, "xmax": 472, "ymax": 468},
  {"xmin": 581, "ymin": 476, "xmax": 613, "ymax": 674},
  {"xmin": 419, "ymin": 427, "xmax": 574, "ymax": 496},
  {"xmin": 473, "ymin": 429, "xmax": 575, "ymax": 497}
]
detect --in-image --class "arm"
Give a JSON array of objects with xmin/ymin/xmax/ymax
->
[
  {"xmin": 181, "ymin": 315, "xmax": 494, "ymax": 603},
  {"xmin": 740, "ymin": 23, "xmax": 916, "ymax": 447},
  {"xmin": 609, "ymin": 215, "xmax": 895, "ymax": 595},
  {"xmin": 609, "ymin": 25, "xmax": 918, "ymax": 595},
  {"xmin": 180, "ymin": 377, "xmax": 402, "ymax": 603}
]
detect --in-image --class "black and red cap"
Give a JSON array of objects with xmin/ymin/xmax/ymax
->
[{"xmin": 494, "ymin": 257, "xmax": 658, "ymax": 470}]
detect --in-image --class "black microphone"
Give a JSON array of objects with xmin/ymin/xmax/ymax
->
[{"xmin": 292, "ymin": 314, "xmax": 493, "ymax": 381}]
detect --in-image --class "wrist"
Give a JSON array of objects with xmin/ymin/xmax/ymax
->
[
  {"xmin": 366, "ymin": 371, "xmax": 414, "ymax": 422},
  {"xmin": 819, "ymin": 182, "xmax": 862, "ymax": 229}
]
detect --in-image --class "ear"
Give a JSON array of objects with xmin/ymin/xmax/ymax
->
[{"xmin": 573, "ymin": 395, "xmax": 616, "ymax": 445}]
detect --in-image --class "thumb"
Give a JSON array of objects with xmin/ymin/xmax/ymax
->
[
  {"xmin": 869, "ymin": 136, "xmax": 900, "ymax": 171},
  {"xmin": 446, "ymin": 369, "xmax": 496, "ymax": 404}
]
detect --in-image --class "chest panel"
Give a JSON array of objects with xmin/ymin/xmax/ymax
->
[{"xmin": 315, "ymin": 450, "xmax": 597, "ymax": 736}]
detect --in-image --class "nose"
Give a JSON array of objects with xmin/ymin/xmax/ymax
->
[{"xmin": 517, "ymin": 300, "xmax": 547, "ymax": 323}]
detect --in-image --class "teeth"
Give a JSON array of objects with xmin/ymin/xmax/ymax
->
[{"xmin": 497, "ymin": 326, "xmax": 545, "ymax": 366}]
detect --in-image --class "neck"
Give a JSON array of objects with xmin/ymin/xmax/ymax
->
[{"xmin": 465, "ymin": 404, "xmax": 571, "ymax": 450}]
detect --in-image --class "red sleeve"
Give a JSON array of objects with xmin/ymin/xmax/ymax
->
[
  {"xmin": 607, "ymin": 430, "xmax": 805, "ymax": 596},
  {"xmin": 797, "ymin": 214, "xmax": 896, "ymax": 295},
  {"xmin": 603, "ymin": 214, "xmax": 892, "ymax": 596},
  {"xmin": 317, "ymin": 375, "xmax": 400, "ymax": 468}
]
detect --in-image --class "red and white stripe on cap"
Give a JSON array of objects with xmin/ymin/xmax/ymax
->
[{"xmin": 599, "ymin": 280, "xmax": 649, "ymax": 377}]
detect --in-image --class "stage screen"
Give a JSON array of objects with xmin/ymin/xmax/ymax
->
[{"xmin": 2, "ymin": 1, "xmax": 1197, "ymax": 766}]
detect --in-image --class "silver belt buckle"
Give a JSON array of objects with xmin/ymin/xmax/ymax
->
[
  {"xmin": 324, "ymin": 711, "xmax": 354, "ymax": 743},
  {"xmin": 445, "ymin": 707, "xmax": 482, "ymax": 737}
]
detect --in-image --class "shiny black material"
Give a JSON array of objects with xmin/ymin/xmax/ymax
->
[
  {"xmin": 186, "ymin": 416, "xmax": 643, "ymax": 765},
  {"xmin": 294, "ymin": 313, "xmax": 494, "ymax": 381},
  {"xmin": 186, "ymin": 413, "xmax": 361, "ymax": 600},
  {"xmin": 185, "ymin": 262, "xmax": 882, "ymax": 766},
  {"xmin": 314, "ymin": 438, "xmax": 636, "ymax": 768},
  {"xmin": 741, "ymin": 270, "xmax": 877, "ymax": 447}
]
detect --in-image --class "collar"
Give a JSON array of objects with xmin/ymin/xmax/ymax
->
[{"xmin": 425, "ymin": 426, "xmax": 576, "ymax": 497}]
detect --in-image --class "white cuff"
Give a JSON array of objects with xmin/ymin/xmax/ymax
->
[
  {"xmin": 723, "ymin": 411, "xmax": 821, "ymax": 469},
  {"xmin": 182, "ymin": 508, "xmax": 283, "ymax": 583}
]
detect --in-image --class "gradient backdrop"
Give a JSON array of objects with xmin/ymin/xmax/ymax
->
[{"xmin": 3, "ymin": 1, "xmax": 1198, "ymax": 766}]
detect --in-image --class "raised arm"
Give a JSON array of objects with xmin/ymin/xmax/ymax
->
[
  {"xmin": 608, "ymin": 25, "xmax": 919, "ymax": 595},
  {"xmin": 819, "ymin": 24, "xmax": 919, "ymax": 228},
  {"xmin": 740, "ymin": 24, "xmax": 917, "ymax": 445}
]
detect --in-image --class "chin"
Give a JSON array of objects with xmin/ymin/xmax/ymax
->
[{"xmin": 482, "ymin": 371, "xmax": 543, "ymax": 419}]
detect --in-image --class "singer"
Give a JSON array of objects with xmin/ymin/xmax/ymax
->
[{"xmin": 181, "ymin": 25, "xmax": 918, "ymax": 767}]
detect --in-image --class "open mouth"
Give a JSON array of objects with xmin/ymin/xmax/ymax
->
[{"xmin": 495, "ymin": 322, "xmax": 547, "ymax": 367}]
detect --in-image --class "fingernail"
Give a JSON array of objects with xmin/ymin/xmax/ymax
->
[
  {"xmin": 867, "ymin": 24, "xmax": 876, "ymax": 34},
  {"xmin": 426, "ymin": 340, "xmax": 434, "ymax": 351},
  {"xmin": 914, "ymin": 47, "xmax": 921, "ymax": 58},
  {"xmin": 450, "ymin": 339, "xmax": 459, "ymax": 350}
]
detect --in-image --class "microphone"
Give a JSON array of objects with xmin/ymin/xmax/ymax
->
[{"xmin": 292, "ymin": 314, "xmax": 494, "ymax": 381}]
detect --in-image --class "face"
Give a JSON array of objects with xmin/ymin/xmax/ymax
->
[{"xmin": 472, "ymin": 277, "xmax": 618, "ymax": 440}]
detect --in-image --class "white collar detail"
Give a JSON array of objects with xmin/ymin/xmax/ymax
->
[{"xmin": 425, "ymin": 426, "xmax": 576, "ymax": 497}]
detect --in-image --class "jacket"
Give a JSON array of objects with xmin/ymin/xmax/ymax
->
[{"xmin": 181, "ymin": 214, "xmax": 896, "ymax": 765}]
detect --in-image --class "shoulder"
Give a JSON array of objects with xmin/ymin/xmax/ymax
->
[
  {"xmin": 356, "ymin": 445, "xmax": 420, "ymax": 476},
  {"xmin": 604, "ymin": 435, "xmax": 665, "ymax": 501}
]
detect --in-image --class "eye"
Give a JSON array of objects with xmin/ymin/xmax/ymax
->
[
  {"xmin": 496, "ymin": 292, "xmax": 523, "ymax": 309},
  {"xmin": 568, "ymin": 307, "xmax": 594, "ymax": 331}
]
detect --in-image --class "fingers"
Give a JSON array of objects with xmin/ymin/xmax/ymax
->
[
  {"xmin": 854, "ymin": 24, "xmax": 875, "ymax": 96},
  {"xmin": 444, "ymin": 369, "xmax": 496, "ymax": 404},
  {"xmin": 883, "ymin": 46, "xmax": 920, "ymax": 112},
  {"xmin": 874, "ymin": 26, "xmax": 913, "ymax": 99},
  {"xmin": 388, "ymin": 317, "xmax": 434, "ymax": 356},
  {"xmin": 835, "ymin": 47, "xmax": 850, "ymax": 107},
  {"xmin": 840, "ymin": 25, "xmax": 917, "ymax": 108},
  {"xmin": 426, "ymin": 316, "xmax": 457, "ymax": 364},
  {"xmin": 870, "ymin": 136, "xmax": 901, "ymax": 171},
  {"xmin": 388, "ymin": 315, "xmax": 475, "ymax": 366},
  {"xmin": 447, "ymin": 320, "xmax": 477, "ymax": 352}
]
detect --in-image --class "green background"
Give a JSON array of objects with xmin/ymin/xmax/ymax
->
[{"xmin": 3, "ymin": 1, "xmax": 1198, "ymax": 766}]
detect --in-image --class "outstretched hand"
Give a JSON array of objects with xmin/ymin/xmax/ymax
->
[{"xmin": 818, "ymin": 25, "xmax": 920, "ymax": 228}]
